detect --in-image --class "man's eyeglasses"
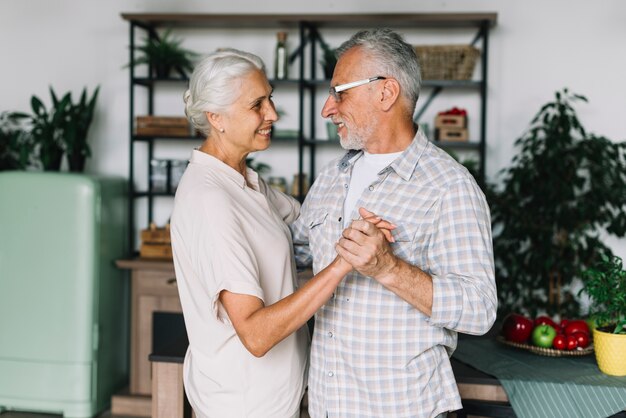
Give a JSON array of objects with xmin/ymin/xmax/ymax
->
[{"xmin": 328, "ymin": 76, "xmax": 386, "ymax": 102}]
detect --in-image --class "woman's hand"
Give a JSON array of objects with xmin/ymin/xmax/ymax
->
[{"xmin": 358, "ymin": 207, "xmax": 396, "ymax": 243}]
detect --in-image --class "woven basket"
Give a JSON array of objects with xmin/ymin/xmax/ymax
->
[{"xmin": 414, "ymin": 44, "xmax": 480, "ymax": 80}]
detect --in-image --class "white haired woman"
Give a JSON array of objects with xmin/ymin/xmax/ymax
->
[{"xmin": 170, "ymin": 48, "xmax": 393, "ymax": 418}]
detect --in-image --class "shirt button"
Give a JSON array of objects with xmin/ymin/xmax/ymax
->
[
  {"xmin": 338, "ymin": 216, "xmax": 342, "ymax": 222},
  {"xmin": 328, "ymin": 331, "xmax": 333, "ymax": 338},
  {"xmin": 344, "ymin": 184, "xmax": 348, "ymax": 188},
  {"xmin": 368, "ymin": 185, "xmax": 374, "ymax": 191},
  {"xmin": 328, "ymin": 371, "xmax": 334, "ymax": 377}
]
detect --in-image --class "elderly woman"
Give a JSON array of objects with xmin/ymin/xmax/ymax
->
[{"xmin": 170, "ymin": 49, "xmax": 391, "ymax": 418}]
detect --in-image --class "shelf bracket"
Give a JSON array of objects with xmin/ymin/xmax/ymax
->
[{"xmin": 413, "ymin": 86, "xmax": 442, "ymax": 123}]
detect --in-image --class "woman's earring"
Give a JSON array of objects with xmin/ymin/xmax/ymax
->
[{"xmin": 219, "ymin": 128, "xmax": 225, "ymax": 133}]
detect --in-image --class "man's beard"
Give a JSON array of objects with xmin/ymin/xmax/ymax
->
[{"xmin": 337, "ymin": 120, "xmax": 373, "ymax": 151}]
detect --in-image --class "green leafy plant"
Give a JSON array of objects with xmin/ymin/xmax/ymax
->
[
  {"xmin": 12, "ymin": 89, "xmax": 67, "ymax": 171},
  {"xmin": 489, "ymin": 88, "xmax": 626, "ymax": 318},
  {"xmin": 129, "ymin": 29, "xmax": 199, "ymax": 78},
  {"xmin": 0, "ymin": 112, "xmax": 32, "ymax": 170},
  {"xmin": 316, "ymin": 32, "xmax": 337, "ymax": 79},
  {"xmin": 579, "ymin": 254, "xmax": 626, "ymax": 334},
  {"xmin": 11, "ymin": 86, "xmax": 99, "ymax": 172},
  {"xmin": 59, "ymin": 86, "xmax": 100, "ymax": 172}
]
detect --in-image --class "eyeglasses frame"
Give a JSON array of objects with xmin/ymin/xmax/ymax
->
[{"xmin": 328, "ymin": 76, "xmax": 387, "ymax": 102}]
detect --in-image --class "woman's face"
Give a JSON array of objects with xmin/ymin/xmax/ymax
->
[{"xmin": 220, "ymin": 69, "xmax": 278, "ymax": 156}]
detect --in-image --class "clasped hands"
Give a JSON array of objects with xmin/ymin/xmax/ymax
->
[{"xmin": 335, "ymin": 207, "xmax": 398, "ymax": 280}]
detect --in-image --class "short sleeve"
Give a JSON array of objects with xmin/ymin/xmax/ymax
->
[{"xmin": 194, "ymin": 190, "xmax": 266, "ymax": 322}]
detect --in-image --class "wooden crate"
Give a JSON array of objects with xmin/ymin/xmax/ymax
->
[
  {"xmin": 437, "ymin": 128, "xmax": 468, "ymax": 142},
  {"xmin": 139, "ymin": 243, "xmax": 173, "ymax": 259},
  {"xmin": 435, "ymin": 114, "xmax": 466, "ymax": 129}
]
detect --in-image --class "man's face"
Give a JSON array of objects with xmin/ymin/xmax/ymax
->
[{"xmin": 321, "ymin": 48, "xmax": 379, "ymax": 150}]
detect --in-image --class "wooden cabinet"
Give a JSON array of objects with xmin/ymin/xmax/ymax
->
[{"xmin": 112, "ymin": 259, "xmax": 180, "ymax": 416}]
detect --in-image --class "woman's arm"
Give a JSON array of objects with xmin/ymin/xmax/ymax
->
[
  {"xmin": 220, "ymin": 256, "xmax": 349, "ymax": 357},
  {"xmin": 220, "ymin": 211, "xmax": 395, "ymax": 357}
]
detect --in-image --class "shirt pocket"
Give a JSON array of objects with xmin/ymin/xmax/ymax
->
[
  {"xmin": 391, "ymin": 221, "xmax": 418, "ymax": 262},
  {"xmin": 307, "ymin": 210, "xmax": 331, "ymax": 268}
]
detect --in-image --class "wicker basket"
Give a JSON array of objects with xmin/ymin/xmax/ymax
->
[{"xmin": 414, "ymin": 44, "xmax": 480, "ymax": 80}]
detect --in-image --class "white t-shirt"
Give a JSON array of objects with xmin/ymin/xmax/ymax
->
[
  {"xmin": 170, "ymin": 150, "xmax": 308, "ymax": 418},
  {"xmin": 343, "ymin": 150, "xmax": 402, "ymax": 227}
]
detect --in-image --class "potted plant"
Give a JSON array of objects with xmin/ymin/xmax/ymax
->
[
  {"xmin": 319, "ymin": 37, "xmax": 337, "ymax": 80},
  {"xmin": 579, "ymin": 254, "xmax": 626, "ymax": 375},
  {"xmin": 0, "ymin": 112, "xmax": 31, "ymax": 170},
  {"xmin": 129, "ymin": 29, "xmax": 198, "ymax": 78},
  {"xmin": 12, "ymin": 89, "xmax": 68, "ymax": 171},
  {"xmin": 58, "ymin": 86, "xmax": 100, "ymax": 172},
  {"xmin": 488, "ymin": 89, "xmax": 626, "ymax": 318}
]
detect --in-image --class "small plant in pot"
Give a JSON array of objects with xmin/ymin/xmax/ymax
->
[
  {"xmin": 58, "ymin": 86, "xmax": 100, "ymax": 172},
  {"xmin": 0, "ymin": 112, "xmax": 32, "ymax": 170},
  {"xmin": 319, "ymin": 37, "xmax": 337, "ymax": 80},
  {"xmin": 579, "ymin": 254, "xmax": 626, "ymax": 376},
  {"xmin": 130, "ymin": 29, "xmax": 198, "ymax": 78},
  {"xmin": 11, "ymin": 89, "xmax": 67, "ymax": 171}
]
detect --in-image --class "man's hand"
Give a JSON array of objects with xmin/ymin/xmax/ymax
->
[
  {"xmin": 336, "ymin": 207, "xmax": 398, "ymax": 279},
  {"xmin": 360, "ymin": 207, "xmax": 396, "ymax": 243}
]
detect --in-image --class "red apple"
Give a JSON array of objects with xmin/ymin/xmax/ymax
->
[
  {"xmin": 564, "ymin": 320, "xmax": 590, "ymax": 336},
  {"xmin": 566, "ymin": 335, "xmax": 578, "ymax": 350},
  {"xmin": 553, "ymin": 334, "xmax": 567, "ymax": 350},
  {"xmin": 572, "ymin": 331, "xmax": 590, "ymax": 348},
  {"xmin": 534, "ymin": 315, "xmax": 558, "ymax": 329},
  {"xmin": 502, "ymin": 313, "xmax": 534, "ymax": 343}
]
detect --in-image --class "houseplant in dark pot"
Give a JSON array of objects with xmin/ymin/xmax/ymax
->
[
  {"xmin": 489, "ymin": 88, "xmax": 626, "ymax": 319},
  {"xmin": 58, "ymin": 86, "xmax": 100, "ymax": 172},
  {"xmin": 579, "ymin": 254, "xmax": 626, "ymax": 375},
  {"xmin": 0, "ymin": 112, "xmax": 32, "ymax": 170},
  {"xmin": 11, "ymin": 89, "xmax": 68, "ymax": 171},
  {"xmin": 317, "ymin": 33, "xmax": 337, "ymax": 79},
  {"xmin": 130, "ymin": 29, "xmax": 198, "ymax": 78}
]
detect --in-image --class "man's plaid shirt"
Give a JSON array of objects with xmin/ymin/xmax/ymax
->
[{"xmin": 291, "ymin": 130, "xmax": 497, "ymax": 418}]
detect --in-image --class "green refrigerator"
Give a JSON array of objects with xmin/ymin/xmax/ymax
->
[{"xmin": 0, "ymin": 172, "xmax": 129, "ymax": 417}]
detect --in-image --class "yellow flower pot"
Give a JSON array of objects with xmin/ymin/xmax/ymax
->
[{"xmin": 593, "ymin": 328, "xmax": 626, "ymax": 376}]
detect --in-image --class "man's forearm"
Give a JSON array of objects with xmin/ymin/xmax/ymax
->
[{"xmin": 376, "ymin": 256, "xmax": 433, "ymax": 316}]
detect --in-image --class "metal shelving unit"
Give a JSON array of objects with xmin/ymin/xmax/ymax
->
[{"xmin": 121, "ymin": 12, "xmax": 497, "ymax": 253}]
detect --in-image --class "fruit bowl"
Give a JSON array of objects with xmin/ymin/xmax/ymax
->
[{"xmin": 496, "ymin": 335, "xmax": 594, "ymax": 357}]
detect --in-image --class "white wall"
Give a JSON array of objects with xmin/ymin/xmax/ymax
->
[{"xmin": 2, "ymin": 0, "xmax": 625, "ymax": 256}]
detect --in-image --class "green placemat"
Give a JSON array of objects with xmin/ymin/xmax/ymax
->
[{"xmin": 453, "ymin": 337, "xmax": 626, "ymax": 418}]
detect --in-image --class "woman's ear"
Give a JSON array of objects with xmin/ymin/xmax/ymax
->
[
  {"xmin": 380, "ymin": 78, "xmax": 401, "ymax": 111},
  {"xmin": 206, "ymin": 111, "xmax": 223, "ymax": 132}
]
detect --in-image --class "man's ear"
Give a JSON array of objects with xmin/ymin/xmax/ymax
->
[{"xmin": 379, "ymin": 78, "xmax": 401, "ymax": 111}]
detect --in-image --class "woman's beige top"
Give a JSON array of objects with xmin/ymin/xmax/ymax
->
[{"xmin": 170, "ymin": 150, "xmax": 308, "ymax": 418}]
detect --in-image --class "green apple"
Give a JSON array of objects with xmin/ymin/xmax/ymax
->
[{"xmin": 531, "ymin": 324, "xmax": 557, "ymax": 347}]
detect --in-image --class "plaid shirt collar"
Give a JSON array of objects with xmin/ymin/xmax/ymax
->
[{"xmin": 335, "ymin": 128, "xmax": 429, "ymax": 182}]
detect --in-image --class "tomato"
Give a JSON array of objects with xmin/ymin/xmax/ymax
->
[
  {"xmin": 552, "ymin": 334, "xmax": 567, "ymax": 350},
  {"xmin": 572, "ymin": 331, "xmax": 590, "ymax": 348},
  {"xmin": 566, "ymin": 335, "xmax": 578, "ymax": 350},
  {"xmin": 564, "ymin": 320, "xmax": 590, "ymax": 336}
]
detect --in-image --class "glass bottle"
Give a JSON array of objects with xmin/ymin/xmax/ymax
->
[{"xmin": 274, "ymin": 32, "xmax": 288, "ymax": 80}]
